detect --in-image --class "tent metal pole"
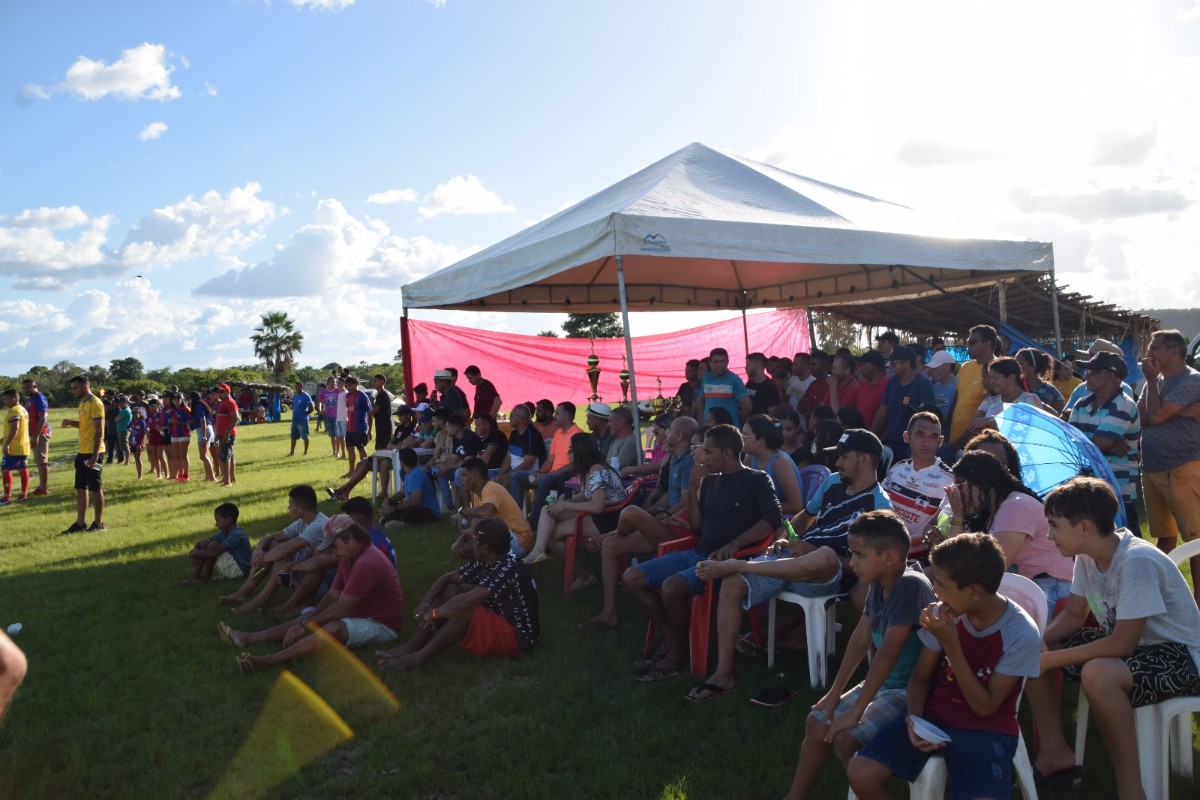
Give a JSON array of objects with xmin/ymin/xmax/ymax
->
[
  {"xmin": 741, "ymin": 308, "xmax": 750, "ymax": 354},
  {"xmin": 1048, "ymin": 265, "xmax": 1064, "ymax": 356},
  {"xmin": 616, "ymin": 255, "xmax": 643, "ymax": 464}
]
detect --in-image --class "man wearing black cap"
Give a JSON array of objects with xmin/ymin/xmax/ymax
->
[
  {"xmin": 692, "ymin": 429, "xmax": 892, "ymax": 700},
  {"xmin": 1068, "ymin": 352, "xmax": 1142, "ymax": 531}
]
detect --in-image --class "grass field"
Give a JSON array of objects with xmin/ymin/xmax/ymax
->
[{"xmin": 0, "ymin": 410, "xmax": 1195, "ymax": 798}]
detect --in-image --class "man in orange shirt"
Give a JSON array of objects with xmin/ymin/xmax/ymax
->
[{"xmin": 526, "ymin": 401, "xmax": 580, "ymax": 523}]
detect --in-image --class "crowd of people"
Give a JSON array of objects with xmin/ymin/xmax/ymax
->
[{"xmin": 5, "ymin": 327, "xmax": 1200, "ymax": 799}]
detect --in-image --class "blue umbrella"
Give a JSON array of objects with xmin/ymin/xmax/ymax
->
[{"xmin": 994, "ymin": 401, "xmax": 1127, "ymax": 528}]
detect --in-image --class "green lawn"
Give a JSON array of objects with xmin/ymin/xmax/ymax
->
[{"xmin": 0, "ymin": 410, "xmax": 1194, "ymax": 798}]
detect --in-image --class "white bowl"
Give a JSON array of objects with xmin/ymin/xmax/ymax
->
[{"xmin": 910, "ymin": 715, "xmax": 951, "ymax": 745}]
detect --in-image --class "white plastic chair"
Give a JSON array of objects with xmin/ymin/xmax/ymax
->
[
  {"xmin": 1073, "ymin": 537, "xmax": 1200, "ymax": 798},
  {"xmin": 766, "ymin": 591, "xmax": 849, "ymax": 689}
]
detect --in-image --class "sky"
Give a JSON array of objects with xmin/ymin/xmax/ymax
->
[{"xmin": 2, "ymin": 0, "xmax": 1199, "ymax": 376}]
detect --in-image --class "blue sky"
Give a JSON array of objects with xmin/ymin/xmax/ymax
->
[{"xmin": 2, "ymin": 0, "xmax": 1199, "ymax": 375}]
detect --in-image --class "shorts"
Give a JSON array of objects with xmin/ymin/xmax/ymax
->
[
  {"xmin": 1142, "ymin": 461, "xmax": 1200, "ymax": 541},
  {"xmin": 1031, "ymin": 574, "xmax": 1072, "ymax": 622},
  {"xmin": 375, "ymin": 430, "xmax": 391, "ymax": 452},
  {"xmin": 636, "ymin": 549, "xmax": 707, "ymax": 595},
  {"xmin": 2, "ymin": 455, "xmax": 28, "ymax": 471},
  {"xmin": 325, "ymin": 416, "xmax": 339, "ymax": 437},
  {"xmin": 332, "ymin": 420, "xmax": 347, "ymax": 438},
  {"xmin": 32, "ymin": 432, "xmax": 49, "ymax": 466},
  {"xmin": 739, "ymin": 555, "xmax": 843, "ymax": 610},
  {"xmin": 212, "ymin": 552, "xmax": 247, "ymax": 581},
  {"xmin": 858, "ymin": 716, "xmax": 1018, "ymax": 800},
  {"xmin": 1059, "ymin": 627, "xmax": 1200, "ymax": 706},
  {"xmin": 342, "ymin": 617, "xmax": 399, "ymax": 648},
  {"xmin": 346, "ymin": 431, "xmax": 369, "ymax": 448},
  {"xmin": 197, "ymin": 424, "xmax": 214, "ymax": 445},
  {"xmin": 74, "ymin": 454, "xmax": 103, "ymax": 491},
  {"xmin": 291, "ymin": 419, "xmax": 310, "ymax": 441},
  {"xmin": 170, "ymin": 434, "xmax": 190, "ymax": 445},
  {"xmin": 461, "ymin": 606, "xmax": 520, "ymax": 657},
  {"xmin": 809, "ymin": 684, "xmax": 908, "ymax": 744},
  {"xmin": 219, "ymin": 437, "xmax": 236, "ymax": 464},
  {"xmin": 147, "ymin": 429, "xmax": 163, "ymax": 447}
]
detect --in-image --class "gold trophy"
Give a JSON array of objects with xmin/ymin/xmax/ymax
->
[
  {"xmin": 586, "ymin": 340, "xmax": 602, "ymax": 403},
  {"xmin": 651, "ymin": 377, "xmax": 670, "ymax": 415}
]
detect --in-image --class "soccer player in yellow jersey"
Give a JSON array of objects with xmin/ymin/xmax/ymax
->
[
  {"xmin": 61, "ymin": 375, "xmax": 106, "ymax": 533},
  {"xmin": 1, "ymin": 389, "xmax": 31, "ymax": 505}
]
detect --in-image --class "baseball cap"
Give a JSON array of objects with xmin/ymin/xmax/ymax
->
[
  {"xmin": 586, "ymin": 402, "xmax": 610, "ymax": 419},
  {"xmin": 217, "ymin": 383, "xmax": 232, "ymax": 393},
  {"xmin": 318, "ymin": 514, "xmax": 356, "ymax": 551},
  {"xmin": 890, "ymin": 345, "xmax": 917, "ymax": 365},
  {"xmin": 394, "ymin": 405, "xmax": 412, "ymax": 417},
  {"xmin": 433, "ymin": 369, "xmax": 453, "ymax": 380},
  {"xmin": 926, "ymin": 351, "xmax": 957, "ymax": 369},
  {"xmin": 1076, "ymin": 351, "xmax": 1128, "ymax": 379},
  {"xmin": 822, "ymin": 428, "xmax": 884, "ymax": 458},
  {"xmin": 418, "ymin": 407, "xmax": 434, "ymax": 423},
  {"xmin": 858, "ymin": 350, "xmax": 886, "ymax": 369}
]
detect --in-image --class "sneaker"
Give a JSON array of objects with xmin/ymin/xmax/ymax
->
[
  {"xmin": 16, "ymin": 494, "xmax": 27, "ymax": 502},
  {"xmin": 87, "ymin": 521, "xmax": 107, "ymax": 532},
  {"xmin": 0, "ymin": 498, "xmax": 9, "ymax": 506},
  {"xmin": 61, "ymin": 521, "xmax": 88, "ymax": 534},
  {"xmin": 32, "ymin": 487, "xmax": 49, "ymax": 496}
]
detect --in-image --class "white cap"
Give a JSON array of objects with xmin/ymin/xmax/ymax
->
[
  {"xmin": 925, "ymin": 351, "xmax": 957, "ymax": 369},
  {"xmin": 586, "ymin": 402, "xmax": 610, "ymax": 419}
]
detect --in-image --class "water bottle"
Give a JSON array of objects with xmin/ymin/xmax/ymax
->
[{"xmin": 783, "ymin": 519, "xmax": 797, "ymax": 540}]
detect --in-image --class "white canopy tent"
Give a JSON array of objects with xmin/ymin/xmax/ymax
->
[{"xmin": 400, "ymin": 142, "xmax": 1057, "ymax": 438}]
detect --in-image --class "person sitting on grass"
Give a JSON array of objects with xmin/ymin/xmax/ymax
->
[
  {"xmin": 340, "ymin": 496, "xmax": 396, "ymax": 568},
  {"xmin": 376, "ymin": 518, "xmax": 539, "ymax": 672},
  {"xmin": 847, "ymin": 533, "xmax": 1041, "ymax": 800},
  {"xmin": 1025, "ymin": 477, "xmax": 1200, "ymax": 797},
  {"xmin": 218, "ymin": 485, "xmax": 329, "ymax": 613},
  {"xmin": 219, "ymin": 515, "xmax": 405, "ymax": 672},
  {"xmin": 451, "ymin": 457, "xmax": 534, "ymax": 559},
  {"xmin": 326, "ymin": 407, "xmax": 421, "ymax": 502},
  {"xmin": 784, "ymin": 510, "xmax": 934, "ymax": 798},
  {"xmin": 178, "ymin": 502, "xmax": 252, "ymax": 586},
  {"xmin": 379, "ymin": 447, "xmax": 441, "ymax": 528}
]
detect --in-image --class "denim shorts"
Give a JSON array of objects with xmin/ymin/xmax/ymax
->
[
  {"xmin": 1031, "ymin": 574, "xmax": 1072, "ymax": 622},
  {"xmin": 739, "ymin": 554, "xmax": 843, "ymax": 610},
  {"xmin": 291, "ymin": 419, "xmax": 309, "ymax": 441},
  {"xmin": 636, "ymin": 549, "xmax": 707, "ymax": 595},
  {"xmin": 810, "ymin": 684, "xmax": 908, "ymax": 745}
]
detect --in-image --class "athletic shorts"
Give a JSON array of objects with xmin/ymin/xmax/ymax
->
[
  {"xmin": 74, "ymin": 454, "xmax": 103, "ymax": 492},
  {"xmin": 1060, "ymin": 627, "xmax": 1200, "ymax": 706},
  {"xmin": 342, "ymin": 617, "xmax": 399, "ymax": 648},
  {"xmin": 809, "ymin": 684, "xmax": 908, "ymax": 745},
  {"xmin": 460, "ymin": 606, "xmax": 520, "ymax": 657},
  {"xmin": 219, "ymin": 437, "xmax": 236, "ymax": 464},
  {"xmin": 1, "ymin": 455, "xmax": 28, "ymax": 471},
  {"xmin": 291, "ymin": 419, "xmax": 310, "ymax": 441},
  {"xmin": 32, "ymin": 433, "xmax": 49, "ymax": 466},
  {"xmin": 346, "ymin": 431, "xmax": 369, "ymax": 448},
  {"xmin": 1143, "ymin": 461, "xmax": 1200, "ymax": 542},
  {"xmin": 147, "ymin": 429, "xmax": 163, "ymax": 447}
]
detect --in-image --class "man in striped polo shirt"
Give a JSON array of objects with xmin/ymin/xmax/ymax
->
[{"xmin": 1068, "ymin": 351, "xmax": 1141, "ymax": 531}]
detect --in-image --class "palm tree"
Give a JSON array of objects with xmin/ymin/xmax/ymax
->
[{"xmin": 250, "ymin": 311, "xmax": 304, "ymax": 382}]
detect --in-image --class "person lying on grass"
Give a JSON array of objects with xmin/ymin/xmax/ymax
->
[
  {"xmin": 178, "ymin": 502, "xmax": 252, "ymax": 586},
  {"xmin": 377, "ymin": 518, "xmax": 539, "ymax": 672},
  {"xmin": 218, "ymin": 514, "xmax": 405, "ymax": 672},
  {"xmin": 218, "ymin": 484, "xmax": 328, "ymax": 614}
]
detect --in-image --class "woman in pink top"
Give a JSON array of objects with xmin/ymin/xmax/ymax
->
[{"xmin": 943, "ymin": 450, "xmax": 1073, "ymax": 619}]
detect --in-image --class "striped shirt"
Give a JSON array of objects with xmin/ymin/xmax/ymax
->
[
  {"xmin": 803, "ymin": 474, "xmax": 893, "ymax": 557},
  {"xmin": 1069, "ymin": 390, "xmax": 1140, "ymax": 500}
]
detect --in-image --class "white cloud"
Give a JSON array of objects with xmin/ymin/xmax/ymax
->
[
  {"xmin": 8, "ymin": 206, "xmax": 90, "ymax": 231},
  {"xmin": 1011, "ymin": 185, "xmax": 1191, "ymax": 223},
  {"xmin": 204, "ymin": 82, "xmax": 218, "ymax": 97},
  {"xmin": 120, "ymin": 183, "xmax": 281, "ymax": 268},
  {"xmin": 290, "ymin": 0, "xmax": 356, "ymax": 10},
  {"xmin": 138, "ymin": 122, "xmax": 168, "ymax": 141},
  {"xmin": 29, "ymin": 43, "xmax": 181, "ymax": 102},
  {"xmin": 418, "ymin": 175, "xmax": 514, "ymax": 220},
  {"xmin": 366, "ymin": 188, "xmax": 418, "ymax": 205},
  {"xmin": 0, "ymin": 209, "xmax": 120, "ymax": 289},
  {"xmin": 1091, "ymin": 127, "xmax": 1158, "ymax": 167}
]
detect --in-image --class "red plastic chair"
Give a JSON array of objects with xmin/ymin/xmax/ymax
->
[
  {"xmin": 562, "ymin": 479, "xmax": 643, "ymax": 597},
  {"xmin": 643, "ymin": 527, "xmax": 776, "ymax": 676}
]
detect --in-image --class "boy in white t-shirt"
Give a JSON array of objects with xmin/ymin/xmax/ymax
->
[{"xmin": 1026, "ymin": 476, "xmax": 1200, "ymax": 796}]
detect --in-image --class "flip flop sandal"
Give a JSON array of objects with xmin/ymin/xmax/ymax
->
[
  {"xmin": 686, "ymin": 682, "xmax": 736, "ymax": 702},
  {"xmin": 236, "ymin": 652, "xmax": 254, "ymax": 673},
  {"xmin": 522, "ymin": 552, "xmax": 550, "ymax": 566},
  {"xmin": 633, "ymin": 664, "xmax": 680, "ymax": 682},
  {"xmin": 632, "ymin": 653, "xmax": 665, "ymax": 671},
  {"xmin": 1033, "ymin": 765, "xmax": 1083, "ymax": 788},
  {"xmin": 584, "ymin": 537, "xmax": 603, "ymax": 553},
  {"xmin": 570, "ymin": 574, "xmax": 597, "ymax": 592},
  {"xmin": 735, "ymin": 632, "xmax": 765, "ymax": 656},
  {"xmin": 217, "ymin": 622, "xmax": 234, "ymax": 646}
]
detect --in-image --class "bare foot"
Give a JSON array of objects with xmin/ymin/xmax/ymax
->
[
  {"xmin": 177, "ymin": 577, "xmax": 202, "ymax": 586},
  {"xmin": 377, "ymin": 652, "xmax": 421, "ymax": 672},
  {"xmin": 231, "ymin": 601, "xmax": 259, "ymax": 615},
  {"xmin": 694, "ymin": 559, "xmax": 742, "ymax": 580},
  {"xmin": 218, "ymin": 593, "xmax": 246, "ymax": 606},
  {"xmin": 580, "ymin": 612, "xmax": 618, "ymax": 629}
]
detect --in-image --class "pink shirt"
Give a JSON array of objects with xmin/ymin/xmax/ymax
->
[
  {"xmin": 333, "ymin": 543, "xmax": 405, "ymax": 633},
  {"xmin": 991, "ymin": 492, "xmax": 1073, "ymax": 582}
]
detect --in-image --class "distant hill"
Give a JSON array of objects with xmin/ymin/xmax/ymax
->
[{"xmin": 1137, "ymin": 308, "xmax": 1200, "ymax": 336}]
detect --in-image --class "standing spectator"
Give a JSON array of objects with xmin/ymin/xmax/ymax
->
[
  {"xmin": 432, "ymin": 369, "xmax": 465, "ymax": 414},
  {"xmin": 369, "ymin": 374, "xmax": 393, "ymax": 454},
  {"xmin": 213, "ymin": 383, "xmax": 240, "ymax": 487},
  {"xmin": 812, "ymin": 352, "xmax": 861, "ymax": 416},
  {"xmin": 1015, "ymin": 347, "xmax": 1065, "ymax": 414},
  {"xmin": 745, "ymin": 352, "xmax": 782, "ymax": 415},
  {"xmin": 787, "ymin": 352, "xmax": 816, "ymax": 411},
  {"xmin": 60, "ymin": 375, "xmax": 106, "ymax": 533},
  {"xmin": 145, "ymin": 396, "xmax": 166, "ymax": 479},
  {"xmin": 1, "ymin": 389, "xmax": 31, "ymax": 505},
  {"xmin": 20, "ymin": 379, "xmax": 50, "ymax": 495},
  {"xmin": 873, "ymin": 346, "xmax": 936, "ymax": 462},
  {"xmin": 925, "ymin": 350, "xmax": 958, "ymax": 423},
  {"xmin": 929, "ymin": 336, "xmax": 946, "ymax": 353},
  {"xmin": 1137, "ymin": 329, "xmax": 1200, "ymax": 603},
  {"xmin": 288, "ymin": 381, "xmax": 314, "ymax": 457},
  {"xmin": 189, "ymin": 390, "xmax": 216, "ymax": 482},
  {"xmin": 1051, "ymin": 357, "xmax": 1082, "ymax": 406},
  {"xmin": 1068, "ymin": 352, "xmax": 1141, "ymax": 530},
  {"xmin": 343, "ymin": 376, "xmax": 372, "ymax": 478},
  {"xmin": 318, "ymin": 377, "xmax": 341, "ymax": 457},
  {"xmin": 875, "ymin": 331, "xmax": 899, "ymax": 373},
  {"xmin": 102, "ymin": 393, "xmax": 118, "ymax": 463},
  {"xmin": 464, "ymin": 365, "xmax": 501, "ymax": 418},
  {"xmin": 854, "ymin": 350, "xmax": 889, "ymax": 430},
  {"xmin": 113, "ymin": 395, "xmax": 132, "ymax": 466},
  {"xmin": 675, "ymin": 359, "xmax": 701, "ymax": 414},
  {"xmin": 127, "ymin": 407, "xmax": 147, "ymax": 480},
  {"xmin": 694, "ymin": 347, "xmax": 751, "ymax": 424},
  {"xmin": 334, "ymin": 377, "xmax": 349, "ymax": 460},
  {"xmin": 946, "ymin": 324, "xmax": 998, "ymax": 451}
]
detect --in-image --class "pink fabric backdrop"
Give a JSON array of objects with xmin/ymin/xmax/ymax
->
[{"xmin": 406, "ymin": 309, "xmax": 810, "ymax": 409}]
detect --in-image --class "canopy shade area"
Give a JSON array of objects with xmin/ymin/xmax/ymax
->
[{"xmin": 400, "ymin": 142, "xmax": 1054, "ymax": 314}]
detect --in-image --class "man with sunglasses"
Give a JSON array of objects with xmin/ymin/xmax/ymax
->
[{"xmin": 946, "ymin": 324, "xmax": 998, "ymax": 453}]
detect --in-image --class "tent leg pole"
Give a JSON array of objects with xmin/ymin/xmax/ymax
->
[
  {"xmin": 616, "ymin": 255, "xmax": 643, "ymax": 465},
  {"xmin": 400, "ymin": 311, "xmax": 414, "ymax": 405},
  {"xmin": 1049, "ymin": 266, "xmax": 1064, "ymax": 356},
  {"xmin": 741, "ymin": 307, "xmax": 750, "ymax": 355}
]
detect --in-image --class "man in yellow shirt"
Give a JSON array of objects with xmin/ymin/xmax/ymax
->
[
  {"xmin": 61, "ymin": 375, "xmax": 106, "ymax": 533},
  {"xmin": 453, "ymin": 458, "xmax": 535, "ymax": 558},
  {"xmin": 946, "ymin": 324, "xmax": 998, "ymax": 452},
  {"xmin": 1, "ymin": 389, "xmax": 31, "ymax": 504}
]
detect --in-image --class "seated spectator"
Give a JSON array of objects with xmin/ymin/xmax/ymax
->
[
  {"xmin": 785, "ymin": 511, "xmax": 934, "ymax": 794},
  {"xmin": 376, "ymin": 518, "xmax": 538, "ymax": 671},
  {"xmin": 340, "ymin": 496, "xmax": 396, "ymax": 567},
  {"xmin": 178, "ymin": 502, "xmax": 251, "ymax": 586},
  {"xmin": 847, "ymin": 534, "xmax": 1041, "ymax": 800},
  {"xmin": 694, "ymin": 429, "xmax": 891, "ymax": 694},
  {"xmin": 804, "ymin": 417, "xmax": 845, "ymax": 471},
  {"xmin": 962, "ymin": 428, "xmax": 1023, "ymax": 478},
  {"xmin": 1051, "ymin": 357, "xmax": 1082, "ymax": 406},
  {"xmin": 219, "ymin": 515, "xmax": 405, "ymax": 672},
  {"xmin": 940, "ymin": 451, "xmax": 1073, "ymax": 619},
  {"xmin": 532, "ymin": 398, "xmax": 557, "ymax": 444},
  {"xmin": 217, "ymin": 485, "xmax": 329, "ymax": 614},
  {"xmin": 380, "ymin": 448, "xmax": 442, "ymax": 527},
  {"xmin": 881, "ymin": 412, "xmax": 954, "ymax": 551},
  {"xmin": 521, "ymin": 433, "xmax": 631, "ymax": 589},
  {"xmin": 436, "ymin": 412, "xmax": 482, "ymax": 511},
  {"xmin": 1026, "ymin": 478, "xmax": 1200, "ymax": 796},
  {"xmin": 776, "ymin": 407, "xmax": 809, "ymax": 465},
  {"xmin": 603, "ymin": 405, "xmax": 640, "ymax": 471},
  {"xmin": 493, "ymin": 403, "xmax": 546, "ymax": 507},
  {"xmin": 471, "ymin": 412, "xmax": 509, "ymax": 476},
  {"xmin": 586, "ymin": 402, "xmax": 613, "ymax": 456},
  {"xmin": 452, "ymin": 457, "xmax": 534, "ymax": 559},
  {"xmin": 1016, "ymin": 347, "xmax": 1065, "ymax": 414},
  {"xmin": 704, "ymin": 406, "xmax": 735, "ymax": 427},
  {"xmin": 526, "ymin": 402, "xmax": 581, "ymax": 522},
  {"xmin": 624, "ymin": 413, "xmax": 672, "ymax": 477},
  {"xmin": 624, "ymin": 424, "xmax": 782, "ymax": 681},
  {"xmin": 742, "ymin": 413, "xmax": 805, "ymax": 515},
  {"xmin": 325, "ymin": 408, "xmax": 422, "ymax": 502},
  {"xmin": 583, "ymin": 416, "xmax": 698, "ymax": 629}
]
